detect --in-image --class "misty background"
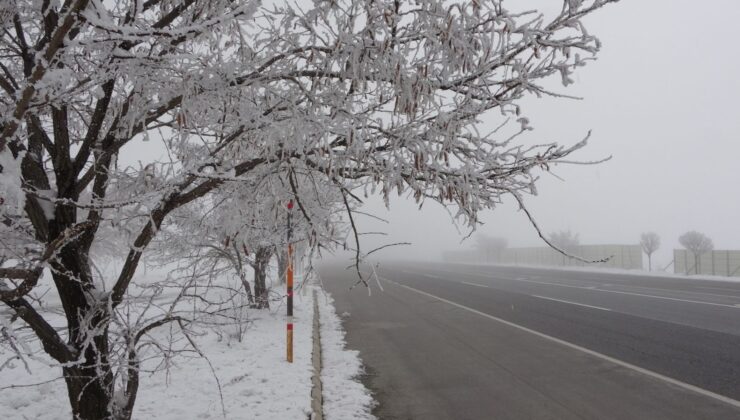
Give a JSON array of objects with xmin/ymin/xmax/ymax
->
[
  {"xmin": 353, "ymin": 0, "xmax": 740, "ymax": 269},
  {"xmin": 118, "ymin": 0, "xmax": 740, "ymax": 270}
]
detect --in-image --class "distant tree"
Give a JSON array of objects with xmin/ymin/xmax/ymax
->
[
  {"xmin": 640, "ymin": 232, "xmax": 661, "ymax": 271},
  {"xmin": 475, "ymin": 234, "xmax": 508, "ymax": 262},
  {"xmin": 549, "ymin": 230, "xmax": 580, "ymax": 251},
  {"xmin": 678, "ymin": 231, "xmax": 714, "ymax": 274},
  {"xmin": 547, "ymin": 230, "xmax": 580, "ymax": 264}
]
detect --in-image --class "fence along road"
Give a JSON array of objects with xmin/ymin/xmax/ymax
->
[
  {"xmin": 444, "ymin": 244, "xmax": 644, "ymax": 270},
  {"xmin": 675, "ymin": 248, "xmax": 740, "ymax": 277}
]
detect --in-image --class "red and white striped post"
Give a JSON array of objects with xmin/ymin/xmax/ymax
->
[{"xmin": 286, "ymin": 200, "xmax": 294, "ymax": 363}]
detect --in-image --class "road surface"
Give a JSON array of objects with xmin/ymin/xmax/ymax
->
[{"xmin": 319, "ymin": 261, "xmax": 740, "ymax": 420}]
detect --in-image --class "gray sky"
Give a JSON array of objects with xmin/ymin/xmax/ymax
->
[{"xmin": 357, "ymin": 0, "xmax": 740, "ymax": 267}]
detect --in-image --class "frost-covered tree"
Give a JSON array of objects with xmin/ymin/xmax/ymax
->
[
  {"xmin": 547, "ymin": 229, "xmax": 582, "ymax": 264},
  {"xmin": 679, "ymin": 231, "xmax": 713, "ymax": 274},
  {"xmin": 640, "ymin": 232, "xmax": 660, "ymax": 271},
  {"xmin": 153, "ymin": 172, "xmax": 344, "ymax": 309},
  {"xmin": 549, "ymin": 230, "xmax": 580, "ymax": 251},
  {"xmin": 0, "ymin": 0, "xmax": 617, "ymax": 418}
]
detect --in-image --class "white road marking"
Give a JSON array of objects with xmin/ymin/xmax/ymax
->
[
  {"xmin": 692, "ymin": 285, "xmax": 740, "ymax": 294},
  {"xmin": 460, "ymin": 281, "xmax": 488, "ymax": 288},
  {"xmin": 401, "ymin": 267, "xmax": 740, "ymax": 309},
  {"xmin": 513, "ymin": 277, "xmax": 584, "ymax": 289},
  {"xmin": 531, "ymin": 295, "xmax": 611, "ymax": 311},
  {"xmin": 381, "ymin": 276, "xmax": 740, "ymax": 410},
  {"xmin": 591, "ymin": 288, "xmax": 740, "ymax": 308},
  {"xmin": 450, "ymin": 269, "xmax": 740, "ymax": 309},
  {"xmin": 400, "ymin": 269, "xmax": 443, "ymax": 279},
  {"xmin": 605, "ymin": 283, "xmax": 740, "ymax": 300}
]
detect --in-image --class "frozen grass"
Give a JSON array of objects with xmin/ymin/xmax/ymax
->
[
  {"xmin": 0, "ymin": 292, "xmax": 313, "ymax": 419},
  {"xmin": 1, "ymin": 277, "xmax": 375, "ymax": 419}
]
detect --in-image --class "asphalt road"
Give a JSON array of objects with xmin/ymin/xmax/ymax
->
[{"xmin": 319, "ymin": 261, "xmax": 740, "ymax": 420}]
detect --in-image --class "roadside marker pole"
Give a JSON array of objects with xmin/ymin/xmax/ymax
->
[{"xmin": 287, "ymin": 200, "xmax": 294, "ymax": 363}]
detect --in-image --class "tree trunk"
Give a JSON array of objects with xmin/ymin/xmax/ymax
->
[
  {"xmin": 276, "ymin": 249, "xmax": 287, "ymax": 285},
  {"xmin": 233, "ymin": 245, "xmax": 254, "ymax": 305},
  {"xmin": 48, "ymin": 222, "xmax": 116, "ymax": 419},
  {"xmin": 695, "ymin": 253, "xmax": 701, "ymax": 275},
  {"xmin": 63, "ymin": 361, "xmax": 114, "ymax": 420},
  {"xmin": 239, "ymin": 272, "xmax": 255, "ymax": 305},
  {"xmin": 52, "ymin": 266, "xmax": 115, "ymax": 419},
  {"xmin": 648, "ymin": 254, "xmax": 652, "ymax": 271},
  {"xmin": 253, "ymin": 247, "xmax": 272, "ymax": 309}
]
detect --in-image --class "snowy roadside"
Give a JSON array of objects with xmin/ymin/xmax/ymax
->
[
  {"xmin": 1, "ymin": 281, "xmax": 375, "ymax": 419},
  {"xmin": 315, "ymin": 289, "xmax": 376, "ymax": 420},
  {"xmin": 461, "ymin": 262, "xmax": 740, "ymax": 283},
  {"xmin": 1, "ymin": 290, "xmax": 313, "ymax": 419}
]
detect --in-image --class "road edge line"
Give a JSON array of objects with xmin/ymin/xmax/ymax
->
[
  {"xmin": 531, "ymin": 295, "xmax": 612, "ymax": 311},
  {"xmin": 381, "ymin": 276, "xmax": 740, "ymax": 410},
  {"xmin": 460, "ymin": 281, "xmax": 489, "ymax": 288}
]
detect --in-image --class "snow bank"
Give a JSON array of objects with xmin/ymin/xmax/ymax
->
[{"xmin": 316, "ymin": 289, "xmax": 376, "ymax": 420}]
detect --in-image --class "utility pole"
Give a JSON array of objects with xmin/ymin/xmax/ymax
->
[{"xmin": 286, "ymin": 200, "xmax": 294, "ymax": 363}]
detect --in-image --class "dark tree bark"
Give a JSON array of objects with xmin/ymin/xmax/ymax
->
[
  {"xmin": 276, "ymin": 248, "xmax": 287, "ymax": 285},
  {"xmin": 694, "ymin": 253, "xmax": 701, "ymax": 275},
  {"xmin": 239, "ymin": 272, "xmax": 255, "ymax": 305},
  {"xmin": 234, "ymin": 243, "xmax": 255, "ymax": 305},
  {"xmin": 45, "ymin": 209, "xmax": 116, "ymax": 419},
  {"xmin": 252, "ymin": 247, "xmax": 273, "ymax": 309}
]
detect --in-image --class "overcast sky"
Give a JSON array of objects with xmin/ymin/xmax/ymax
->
[{"xmin": 355, "ymin": 0, "xmax": 740, "ymax": 267}]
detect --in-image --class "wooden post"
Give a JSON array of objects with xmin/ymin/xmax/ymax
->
[{"xmin": 287, "ymin": 200, "xmax": 294, "ymax": 363}]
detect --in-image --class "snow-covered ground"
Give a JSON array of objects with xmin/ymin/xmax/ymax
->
[
  {"xmin": 463, "ymin": 262, "xmax": 740, "ymax": 283},
  {"xmin": 318, "ymin": 290, "xmax": 375, "ymax": 420},
  {"xmin": 0, "ymin": 279, "xmax": 375, "ymax": 419}
]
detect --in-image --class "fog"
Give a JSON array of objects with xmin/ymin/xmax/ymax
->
[
  {"xmin": 353, "ymin": 0, "xmax": 740, "ymax": 269},
  {"xmin": 113, "ymin": 0, "xmax": 740, "ymax": 270}
]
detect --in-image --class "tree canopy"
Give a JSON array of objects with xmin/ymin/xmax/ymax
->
[{"xmin": 0, "ymin": 1, "xmax": 618, "ymax": 418}]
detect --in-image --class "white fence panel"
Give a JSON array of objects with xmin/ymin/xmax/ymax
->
[
  {"xmin": 445, "ymin": 245, "xmax": 643, "ymax": 270},
  {"xmin": 673, "ymin": 249, "xmax": 740, "ymax": 277}
]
